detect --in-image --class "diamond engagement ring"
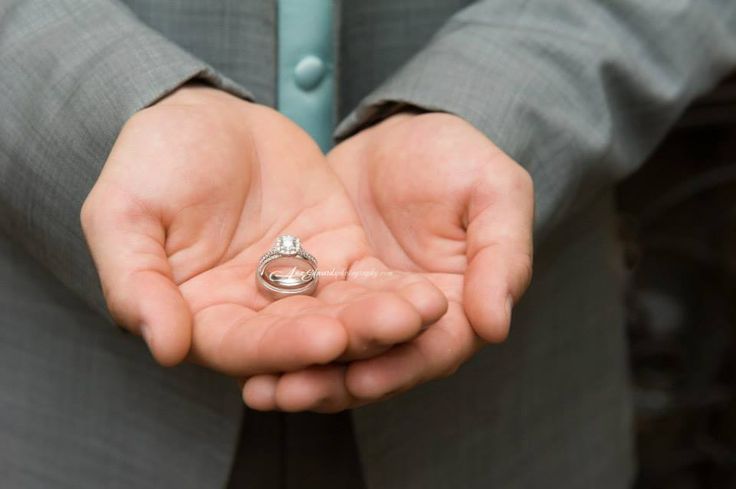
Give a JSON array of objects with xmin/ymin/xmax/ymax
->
[{"xmin": 256, "ymin": 235, "xmax": 318, "ymax": 299}]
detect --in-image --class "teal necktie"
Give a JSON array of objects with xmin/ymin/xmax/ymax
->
[{"xmin": 277, "ymin": 0, "xmax": 336, "ymax": 152}]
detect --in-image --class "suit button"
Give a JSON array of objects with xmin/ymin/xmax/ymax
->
[{"xmin": 293, "ymin": 55, "xmax": 326, "ymax": 91}]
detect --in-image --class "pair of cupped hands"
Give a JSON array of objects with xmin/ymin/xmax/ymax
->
[{"xmin": 81, "ymin": 85, "xmax": 534, "ymax": 413}]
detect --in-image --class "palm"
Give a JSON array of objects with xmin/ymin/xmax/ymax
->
[
  {"xmin": 331, "ymin": 116, "xmax": 487, "ymax": 296},
  {"xmin": 241, "ymin": 112, "xmax": 533, "ymax": 413},
  {"xmin": 241, "ymin": 112, "xmax": 534, "ymax": 412},
  {"xmin": 82, "ymin": 88, "xmax": 447, "ymax": 378},
  {"xmin": 156, "ymin": 104, "xmax": 376, "ymax": 314},
  {"xmin": 326, "ymin": 114, "xmax": 493, "ymax": 393}
]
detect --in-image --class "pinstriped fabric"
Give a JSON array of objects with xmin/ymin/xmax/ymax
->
[
  {"xmin": 335, "ymin": 0, "xmax": 736, "ymax": 241},
  {"xmin": 350, "ymin": 193, "xmax": 635, "ymax": 489},
  {"xmin": 337, "ymin": 0, "xmax": 472, "ymax": 118},
  {"xmin": 121, "ymin": 0, "xmax": 277, "ymax": 106},
  {"xmin": 333, "ymin": 3, "xmax": 735, "ymax": 488},
  {"xmin": 0, "ymin": 1, "xmax": 735, "ymax": 488},
  {"xmin": 332, "ymin": 3, "xmax": 735, "ymax": 489},
  {"xmin": 0, "ymin": 230, "xmax": 245, "ymax": 489},
  {"xmin": 0, "ymin": 2, "xmax": 253, "ymax": 488}
]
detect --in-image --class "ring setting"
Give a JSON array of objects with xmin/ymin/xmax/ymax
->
[{"xmin": 256, "ymin": 235, "xmax": 318, "ymax": 299}]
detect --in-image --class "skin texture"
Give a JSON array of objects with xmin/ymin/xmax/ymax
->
[
  {"xmin": 81, "ymin": 87, "xmax": 449, "ymax": 381},
  {"xmin": 242, "ymin": 111, "xmax": 535, "ymax": 412}
]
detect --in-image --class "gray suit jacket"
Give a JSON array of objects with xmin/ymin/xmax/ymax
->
[{"xmin": 1, "ymin": 1, "xmax": 735, "ymax": 487}]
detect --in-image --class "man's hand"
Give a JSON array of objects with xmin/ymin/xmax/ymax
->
[
  {"xmin": 81, "ymin": 87, "xmax": 447, "ymax": 387},
  {"xmin": 242, "ymin": 112, "xmax": 534, "ymax": 411}
]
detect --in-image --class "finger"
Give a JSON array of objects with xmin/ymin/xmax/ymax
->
[
  {"xmin": 81, "ymin": 190, "xmax": 191, "ymax": 366},
  {"xmin": 244, "ymin": 368, "xmax": 358, "ymax": 413},
  {"xmin": 316, "ymin": 259, "xmax": 448, "ymax": 359},
  {"xmin": 333, "ymin": 289, "xmax": 424, "ymax": 360},
  {"xmin": 346, "ymin": 256, "xmax": 449, "ymax": 325},
  {"xmin": 273, "ymin": 365, "xmax": 356, "ymax": 413},
  {"xmin": 345, "ymin": 303, "xmax": 482, "ymax": 400},
  {"xmin": 242, "ymin": 374, "xmax": 280, "ymax": 411},
  {"xmin": 464, "ymin": 164, "xmax": 534, "ymax": 342},
  {"xmin": 190, "ymin": 302, "xmax": 348, "ymax": 376}
]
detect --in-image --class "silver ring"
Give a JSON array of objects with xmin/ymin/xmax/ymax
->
[{"xmin": 256, "ymin": 235, "xmax": 318, "ymax": 299}]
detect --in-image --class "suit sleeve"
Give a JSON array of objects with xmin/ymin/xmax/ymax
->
[
  {"xmin": 333, "ymin": 0, "xmax": 736, "ymax": 240},
  {"xmin": 0, "ymin": 0, "xmax": 254, "ymax": 317}
]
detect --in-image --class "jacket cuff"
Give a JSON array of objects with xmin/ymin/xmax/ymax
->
[
  {"xmin": 333, "ymin": 1, "xmax": 736, "ymax": 240},
  {"xmin": 0, "ymin": 0, "xmax": 255, "ymax": 319},
  {"xmin": 331, "ymin": 28, "xmax": 557, "ymax": 236}
]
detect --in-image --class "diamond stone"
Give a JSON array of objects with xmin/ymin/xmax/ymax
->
[{"xmin": 275, "ymin": 235, "xmax": 300, "ymax": 255}]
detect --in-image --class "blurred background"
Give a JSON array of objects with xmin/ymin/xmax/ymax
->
[{"xmin": 617, "ymin": 75, "xmax": 736, "ymax": 489}]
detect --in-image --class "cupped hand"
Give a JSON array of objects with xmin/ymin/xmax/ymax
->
[
  {"xmin": 242, "ymin": 112, "xmax": 534, "ymax": 412},
  {"xmin": 81, "ymin": 87, "xmax": 447, "ymax": 376}
]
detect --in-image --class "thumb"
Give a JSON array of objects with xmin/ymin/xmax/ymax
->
[
  {"xmin": 463, "ymin": 164, "xmax": 534, "ymax": 342},
  {"xmin": 81, "ymin": 189, "xmax": 191, "ymax": 366}
]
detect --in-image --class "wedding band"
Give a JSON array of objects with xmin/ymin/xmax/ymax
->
[{"xmin": 256, "ymin": 235, "xmax": 318, "ymax": 299}]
